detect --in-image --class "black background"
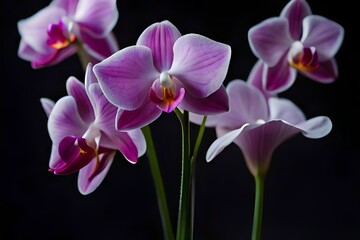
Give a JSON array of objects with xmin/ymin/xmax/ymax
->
[{"xmin": 2, "ymin": 0, "xmax": 359, "ymax": 239}]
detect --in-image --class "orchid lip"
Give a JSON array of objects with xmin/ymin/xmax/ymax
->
[
  {"xmin": 288, "ymin": 41, "xmax": 319, "ymax": 72},
  {"xmin": 46, "ymin": 19, "xmax": 76, "ymax": 49}
]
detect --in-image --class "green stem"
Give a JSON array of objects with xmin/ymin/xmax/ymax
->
[
  {"xmin": 76, "ymin": 41, "xmax": 91, "ymax": 71},
  {"xmin": 141, "ymin": 125, "xmax": 175, "ymax": 240},
  {"xmin": 175, "ymin": 109, "xmax": 192, "ymax": 240},
  {"xmin": 252, "ymin": 173, "xmax": 265, "ymax": 240},
  {"xmin": 189, "ymin": 115, "xmax": 207, "ymax": 239}
]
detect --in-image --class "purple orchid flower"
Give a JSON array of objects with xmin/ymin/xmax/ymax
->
[
  {"xmin": 191, "ymin": 79, "xmax": 332, "ymax": 176},
  {"xmin": 18, "ymin": 0, "xmax": 119, "ymax": 69},
  {"xmin": 248, "ymin": 0, "xmax": 344, "ymax": 94},
  {"xmin": 93, "ymin": 20, "xmax": 231, "ymax": 131},
  {"xmin": 40, "ymin": 63, "xmax": 146, "ymax": 195}
]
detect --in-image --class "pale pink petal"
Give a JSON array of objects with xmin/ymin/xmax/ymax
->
[
  {"xmin": 66, "ymin": 76, "xmax": 94, "ymax": 123},
  {"xmin": 81, "ymin": 31, "xmax": 119, "ymax": 61},
  {"xmin": 247, "ymin": 60, "xmax": 275, "ymax": 99},
  {"xmin": 127, "ymin": 129, "xmax": 147, "ymax": 158},
  {"xmin": 137, "ymin": 20, "xmax": 181, "ymax": 72},
  {"xmin": 78, "ymin": 151, "xmax": 115, "ymax": 195},
  {"xmin": 206, "ymin": 125, "xmax": 249, "ymax": 162},
  {"xmin": 17, "ymin": 6, "xmax": 65, "ymax": 54},
  {"xmin": 248, "ymin": 17, "xmax": 293, "ymax": 67},
  {"xmin": 225, "ymin": 80, "xmax": 269, "ymax": 128},
  {"xmin": 116, "ymin": 101, "xmax": 162, "ymax": 131},
  {"xmin": 93, "ymin": 46, "xmax": 159, "ymax": 110},
  {"xmin": 179, "ymin": 85, "xmax": 229, "ymax": 115},
  {"xmin": 170, "ymin": 34, "xmax": 231, "ymax": 97},
  {"xmin": 269, "ymin": 97, "xmax": 306, "ymax": 124},
  {"xmin": 40, "ymin": 98, "xmax": 55, "ymax": 117},
  {"xmin": 300, "ymin": 58, "xmax": 338, "ymax": 83},
  {"xmin": 48, "ymin": 96, "xmax": 87, "ymax": 143},
  {"xmin": 75, "ymin": 0, "xmax": 118, "ymax": 37},
  {"xmin": 233, "ymin": 120, "xmax": 301, "ymax": 176},
  {"xmin": 297, "ymin": 116, "xmax": 332, "ymax": 139},
  {"xmin": 264, "ymin": 56, "xmax": 297, "ymax": 94},
  {"xmin": 301, "ymin": 15, "xmax": 344, "ymax": 61},
  {"xmin": 280, "ymin": 0, "xmax": 312, "ymax": 40}
]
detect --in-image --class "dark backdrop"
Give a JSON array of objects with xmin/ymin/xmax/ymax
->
[{"xmin": 2, "ymin": 0, "xmax": 359, "ymax": 239}]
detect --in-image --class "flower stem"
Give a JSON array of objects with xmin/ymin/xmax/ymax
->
[
  {"xmin": 76, "ymin": 41, "xmax": 91, "ymax": 71},
  {"xmin": 252, "ymin": 173, "xmax": 265, "ymax": 240},
  {"xmin": 142, "ymin": 125, "xmax": 175, "ymax": 240},
  {"xmin": 175, "ymin": 109, "xmax": 192, "ymax": 240},
  {"xmin": 189, "ymin": 115, "xmax": 207, "ymax": 239}
]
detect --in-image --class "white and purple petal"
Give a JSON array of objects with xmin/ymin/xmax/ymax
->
[
  {"xmin": 301, "ymin": 15, "xmax": 344, "ymax": 61},
  {"xmin": 263, "ymin": 56, "xmax": 297, "ymax": 94},
  {"xmin": 48, "ymin": 96, "xmax": 88, "ymax": 143},
  {"xmin": 179, "ymin": 84, "xmax": 229, "ymax": 115},
  {"xmin": 137, "ymin": 20, "xmax": 181, "ymax": 72},
  {"xmin": 116, "ymin": 102, "xmax": 162, "ymax": 131},
  {"xmin": 94, "ymin": 46, "xmax": 159, "ymax": 110},
  {"xmin": 74, "ymin": 0, "xmax": 118, "ymax": 37},
  {"xmin": 280, "ymin": 0, "xmax": 312, "ymax": 40},
  {"xmin": 66, "ymin": 76, "xmax": 94, "ymax": 123},
  {"xmin": 248, "ymin": 17, "xmax": 293, "ymax": 67},
  {"xmin": 78, "ymin": 151, "xmax": 115, "ymax": 195},
  {"xmin": 170, "ymin": 34, "xmax": 231, "ymax": 98}
]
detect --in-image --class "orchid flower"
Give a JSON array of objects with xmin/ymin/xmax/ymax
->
[
  {"xmin": 40, "ymin": 63, "xmax": 146, "ymax": 195},
  {"xmin": 248, "ymin": 0, "xmax": 344, "ymax": 94},
  {"xmin": 93, "ymin": 20, "xmax": 231, "ymax": 131},
  {"xmin": 191, "ymin": 79, "xmax": 332, "ymax": 176},
  {"xmin": 18, "ymin": 0, "xmax": 119, "ymax": 69},
  {"xmin": 191, "ymin": 79, "xmax": 332, "ymax": 239}
]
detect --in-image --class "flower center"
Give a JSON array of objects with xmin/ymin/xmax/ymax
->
[
  {"xmin": 288, "ymin": 41, "xmax": 319, "ymax": 72},
  {"xmin": 159, "ymin": 71, "xmax": 175, "ymax": 102},
  {"xmin": 47, "ymin": 18, "xmax": 76, "ymax": 49}
]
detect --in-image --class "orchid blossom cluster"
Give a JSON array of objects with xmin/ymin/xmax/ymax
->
[{"xmin": 18, "ymin": 0, "xmax": 344, "ymax": 239}]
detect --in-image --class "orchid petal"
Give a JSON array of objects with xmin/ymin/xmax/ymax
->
[
  {"xmin": 48, "ymin": 96, "xmax": 87, "ymax": 143},
  {"xmin": 300, "ymin": 58, "xmax": 338, "ymax": 83},
  {"xmin": 226, "ymin": 80, "xmax": 269, "ymax": 128},
  {"xmin": 297, "ymin": 116, "xmax": 332, "ymax": 139},
  {"xmin": 87, "ymin": 84, "xmax": 117, "ymax": 130},
  {"xmin": 49, "ymin": 144, "xmax": 62, "ymax": 169},
  {"xmin": 52, "ymin": 0, "xmax": 78, "ymax": 14},
  {"xmin": 233, "ymin": 120, "xmax": 300, "ymax": 176},
  {"xmin": 75, "ymin": 0, "xmax": 118, "ymax": 37},
  {"xmin": 247, "ymin": 60, "xmax": 275, "ymax": 99},
  {"xmin": 137, "ymin": 20, "xmax": 181, "ymax": 72},
  {"xmin": 116, "ymin": 101, "xmax": 162, "ymax": 131},
  {"xmin": 170, "ymin": 34, "xmax": 231, "ymax": 97},
  {"xmin": 206, "ymin": 125, "xmax": 249, "ymax": 162},
  {"xmin": 269, "ymin": 97, "xmax": 306, "ymax": 124},
  {"xmin": 17, "ymin": 5, "xmax": 65, "ymax": 54},
  {"xmin": 280, "ymin": 0, "xmax": 311, "ymax": 40},
  {"xmin": 55, "ymin": 136, "xmax": 96, "ymax": 175},
  {"xmin": 80, "ymin": 31, "xmax": 119, "ymax": 61},
  {"xmin": 66, "ymin": 76, "xmax": 94, "ymax": 123},
  {"xmin": 301, "ymin": 15, "xmax": 344, "ymax": 61},
  {"xmin": 127, "ymin": 129, "xmax": 147, "ymax": 158},
  {"xmin": 264, "ymin": 56, "xmax": 297, "ymax": 94},
  {"xmin": 78, "ymin": 151, "xmax": 115, "ymax": 195},
  {"xmin": 248, "ymin": 17, "xmax": 293, "ymax": 67},
  {"xmin": 107, "ymin": 131, "xmax": 139, "ymax": 164},
  {"xmin": 179, "ymin": 84, "xmax": 229, "ymax": 115},
  {"xmin": 40, "ymin": 98, "xmax": 55, "ymax": 117},
  {"xmin": 84, "ymin": 63, "xmax": 98, "ymax": 88},
  {"xmin": 94, "ymin": 46, "xmax": 159, "ymax": 110}
]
